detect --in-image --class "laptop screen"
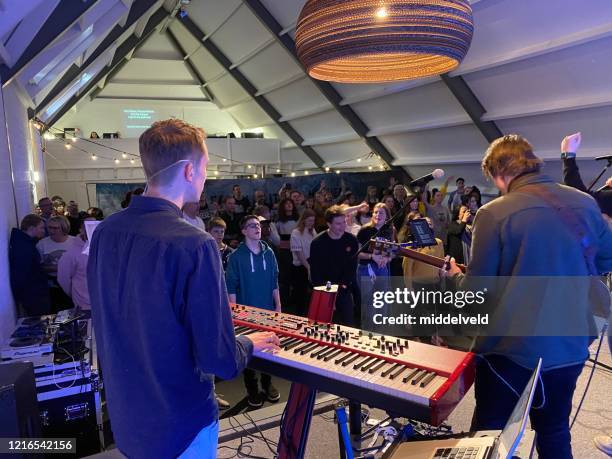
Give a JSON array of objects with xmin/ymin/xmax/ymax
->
[{"xmin": 496, "ymin": 359, "xmax": 542, "ymax": 458}]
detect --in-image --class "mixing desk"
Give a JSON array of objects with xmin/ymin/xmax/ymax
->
[{"xmin": 232, "ymin": 304, "xmax": 475, "ymax": 426}]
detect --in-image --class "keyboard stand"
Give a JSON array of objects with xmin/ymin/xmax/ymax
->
[{"xmin": 277, "ymin": 284, "xmax": 338, "ymax": 459}]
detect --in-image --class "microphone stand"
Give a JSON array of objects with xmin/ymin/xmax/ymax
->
[{"xmin": 587, "ymin": 157, "xmax": 612, "ymax": 192}]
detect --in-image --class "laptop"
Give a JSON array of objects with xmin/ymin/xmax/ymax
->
[{"xmin": 385, "ymin": 358, "xmax": 542, "ymax": 459}]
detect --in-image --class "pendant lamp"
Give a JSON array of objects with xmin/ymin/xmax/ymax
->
[{"xmin": 295, "ymin": 0, "xmax": 474, "ymax": 83}]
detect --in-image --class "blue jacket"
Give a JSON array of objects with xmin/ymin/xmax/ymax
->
[
  {"xmin": 9, "ymin": 228, "xmax": 50, "ymax": 316},
  {"xmin": 225, "ymin": 240, "xmax": 279, "ymax": 310},
  {"xmin": 87, "ymin": 196, "xmax": 252, "ymax": 459}
]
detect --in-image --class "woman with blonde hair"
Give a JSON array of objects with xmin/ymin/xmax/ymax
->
[
  {"xmin": 289, "ymin": 209, "xmax": 317, "ymax": 315},
  {"xmin": 356, "ymin": 202, "xmax": 395, "ymax": 330}
]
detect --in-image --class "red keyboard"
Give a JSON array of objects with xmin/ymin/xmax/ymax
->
[{"xmin": 232, "ymin": 304, "xmax": 475, "ymax": 426}]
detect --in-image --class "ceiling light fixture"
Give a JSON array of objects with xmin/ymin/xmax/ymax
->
[{"xmin": 295, "ymin": 0, "xmax": 474, "ymax": 83}]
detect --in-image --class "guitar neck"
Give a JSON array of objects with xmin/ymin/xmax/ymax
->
[
  {"xmin": 370, "ymin": 240, "xmax": 467, "ymax": 273},
  {"xmin": 399, "ymin": 246, "xmax": 467, "ymax": 273}
]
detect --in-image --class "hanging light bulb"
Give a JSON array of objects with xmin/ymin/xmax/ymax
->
[
  {"xmin": 214, "ymin": 170, "xmax": 219, "ymax": 176},
  {"xmin": 43, "ymin": 132, "xmax": 54, "ymax": 140},
  {"xmin": 91, "ymin": 154, "xmax": 97, "ymax": 160},
  {"xmin": 379, "ymin": 164, "xmax": 384, "ymax": 170},
  {"xmin": 291, "ymin": 172, "xmax": 296, "ymax": 177},
  {"xmin": 325, "ymin": 167, "xmax": 330, "ymax": 172},
  {"xmin": 222, "ymin": 158, "xmax": 227, "ymax": 162},
  {"xmin": 247, "ymin": 164, "xmax": 252, "ymax": 169},
  {"xmin": 130, "ymin": 159, "xmax": 135, "ymax": 164},
  {"xmin": 368, "ymin": 165, "xmax": 373, "ymax": 170},
  {"xmin": 122, "ymin": 153, "xmax": 127, "ymax": 159},
  {"xmin": 276, "ymin": 169, "xmax": 281, "ymax": 173},
  {"xmin": 357, "ymin": 158, "xmax": 362, "ymax": 162},
  {"xmin": 114, "ymin": 158, "xmax": 120, "ymax": 164},
  {"xmin": 64, "ymin": 144, "xmax": 71, "ymax": 150},
  {"xmin": 253, "ymin": 174, "xmax": 258, "ymax": 178},
  {"xmin": 304, "ymin": 170, "xmax": 309, "ymax": 175},
  {"xmin": 71, "ymin": 137, "xmax": 77, "ymax": 143},
  {"xmin": 336, "ymin": 170, "xmax": 340, "ymax": 174}
]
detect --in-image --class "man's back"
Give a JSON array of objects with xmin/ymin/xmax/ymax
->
[
  {"xmin": 464, "ymin": 173, "xmax": 612, "ymax": 368},
  {"xmin": 88, "ymin": 196, "xmax": 251, "ymax": 458}
]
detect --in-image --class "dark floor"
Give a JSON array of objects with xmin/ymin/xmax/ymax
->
[{"xmin": 216, "ymin": 372, "xmax": 293, "ymax": 419}]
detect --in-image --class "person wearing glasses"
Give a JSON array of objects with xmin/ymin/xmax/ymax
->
[{"xmin": 226, "ymin": 214, "xmax": 282, "ymax": 408}]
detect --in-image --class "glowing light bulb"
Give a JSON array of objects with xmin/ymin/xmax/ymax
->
[
  {"xmin": 291, "ymin": 172, "xmax": 296, "ymax": 177},
  {"xmin": 304, "ymin": 170, "xmax": 309, "ymax": 175},
  {"xmin": 368, "ymin": 165, "xmax": 373, "ymax": 170},
  {"xmin": 357, "ymin": 158, "xmax": 362, "ymax": 162},
  {"xmin": 122, "ymin": 153, "xmax": 127, "ymax": 159},
  {"xmin": 336, "ymin": 170, "xmax": 340, "ymax": 174},
  {"xmin": 65, "ymin": 144, "xmax": 71, "ymax": 150},
  {"xmin": 325, "ymin": 167, "xmax": 330, "ymax": 172},
  {"xmin": 376, "ymin": 7, "xmax": 388, "ymax": 19},
  {"xmin": 91, "ymin": 154, "xmax": 97, "ymax": 160},
  {"xmin": 114, "ymin": 158, "xmax": 120, "ymax": 164},
  {"xmin": 276, "ymin": 169, "xmax": 281, "ymax": 173},
  {"xmin": 71, "ymin": 137, "xmax": 77, "ymax": 143},
  {"xmin": 130, "ymin": 159, "xmax": 135, "ymax": 164}
]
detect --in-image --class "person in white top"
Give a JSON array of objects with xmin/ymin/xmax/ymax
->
[
  {"xmin": 289, "ymin": 209, "xmax": 316, "ymax": 316},
  {"xmin": 182, "ymin": 201, "xmax": 206, "ymax": 231},
  {"xmin": 57, "ymin": 216, "xmax": 95, "ymax": 310},
  {"xmin": 37, "ymin": 215, "xmax": 76, "ymax": 311},
  {"xmin": 37, "ymin": 215, "xmax": 75, "ymax": 277}
]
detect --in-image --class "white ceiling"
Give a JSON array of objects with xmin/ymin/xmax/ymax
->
[{"xmin": 4, "ymin": 0, "xmax": 612, "ymax": 176}]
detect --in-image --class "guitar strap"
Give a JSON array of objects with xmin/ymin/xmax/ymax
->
[{"xmin": 519, "ymin": 184, "xmax": 598, "ymax": 275}]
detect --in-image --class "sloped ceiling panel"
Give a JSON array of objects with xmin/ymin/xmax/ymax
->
[
  {"xmin": 183, "ymin": 0, "xmax": 242, "ymax": 35},
  {"xmin": 188, "ymin": 47, "xmax": 226, "ymax": 80},
  {"xmin": 456, "ymin": 0, "xmax": 612, "ymax": 75},
  {"xmin": 98, "ymin": 83, "xmax": 206, "ymax": 99},
  {"xmin": 465, "ymin": 36, "xmax": 612, "ymax": 121},
  {"xmin": 210, "ymin": 5, "xmax": 272, "ymax": 63},
  {"xmin": 266, "ymin": 77, "xmax": 331, "ymax": 120},
  {"xmin": 258, "ymin": 0, "xmax": 304, "ymax": 31},
  {"xmin": 132, "ymin": 29, "xmax": 183, "ymax": 59},
  {"xmin": 497, "ymin": 105, "xmax": 612, "ymax": 158},
  {"xmin": 206, "ymin": 73, "xmax": 251, "ymax": 107},
  {"xmin": 309, "ymin": 139, "xmax": 372, "ymax": 164},
  {"xmin": 351, "ymin": 81, "xmax": 471, "ymax": 135},
  {"xmin": 224, "ymin": 100, "xmax": 275, "ymax": 129},
  {"xmin": 109, "ymin": 57, "xmax": 189, "ymax": 80},
  {"xmin": 379, "ymin": 125, "xmax": 490, "ymax": 165},
  {"xmin": 237, "ymin": 42, "xmax": 303, "ymax": 92},
  {"xmin": 290, "ymin": 110, "xmax": 359, "ymax": 145}
]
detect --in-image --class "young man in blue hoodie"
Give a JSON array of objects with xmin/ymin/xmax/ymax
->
[{"xmin": 226, "ymin": 214, "xmax": 282, "ymax": 407}]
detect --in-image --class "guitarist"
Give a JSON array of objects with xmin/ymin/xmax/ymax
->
[{"xmin": 444, "ymin": 134, "xmax": 612, "ymax": 459}]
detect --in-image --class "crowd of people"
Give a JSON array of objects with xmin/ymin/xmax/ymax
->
[
  {"xmin": 9, "ymin": 197, "xmax": 104, "ymax": 316},
  {"xmin": 7, "ymin": 119, "xmax": 612, "ymax": 458}
]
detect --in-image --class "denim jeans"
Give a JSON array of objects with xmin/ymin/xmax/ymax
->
[
  {"xmin": 471, "ymin": 354, "xmax": 583, "ymax": 459},
  {"xmin": 178, "ymin": 421, "xmax": 219, "ymax": 459}
]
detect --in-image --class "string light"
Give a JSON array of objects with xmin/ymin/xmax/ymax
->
[
  {"xmin": 247, "ymin": 165, "xmax": 252, "ymax": 169},
  {"xmin": 91, "ymin": 154, "xmax": 97, "ymax": 160},
  {"xmin": 276, "ymin": 169, "xmax": 281, "ymax": 173},
  {"xmin": 114, "ymin": 158, "xmax": 120, "ymax": 164},
  {"xmin": 122, "ymin": 153, "xmax": 127, "ymax": 159},
  {"xmin": 335, "ymin": 170, "xmax": 340, "ymax": 174},
  {"xmin": 253, "ymin": 174, "xmax": 258, "ymax": 178},
  {"xmin": 64, "ymin": 144, "xmax": 71, "ymax": 150},
  {"xmin": 130, "ymin": 159, "xmax": 135, "ymax": 164},
  {"xmin": 71, "ymin": 137, "xmax": 77, "ymax": 143},
  {"xmin": 214, "ymin": 170, "xmax": 219, "ymax": 175},
  {"xmin": 222, "ymin": 158, "xmax": 227, "ymax": 162},
  {"xmin": 368, "ymin": 165, "xmax": 373, "ymax": 170},
  {"xmin": 357, "ymin": 158, "xmax": 362, "ymax": 162},
  {"xmin": 325, "ymin": 167, "xmax": 330, "ymax": 172},
  {"xmin": 304, "ymin": 170, "xmax": 309, "ymax": 175},
  {"xmin": 291, "ymin": 172, "xmax": 296, "ymax": 177},
  {"xmin": 43, "ymin": 132, "xmax": 54, "ymax": 140}
]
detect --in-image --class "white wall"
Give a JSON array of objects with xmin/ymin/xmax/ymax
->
[{"xmin": 0, "ymin": 82, "xmax": 43, "ymax": 342}]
